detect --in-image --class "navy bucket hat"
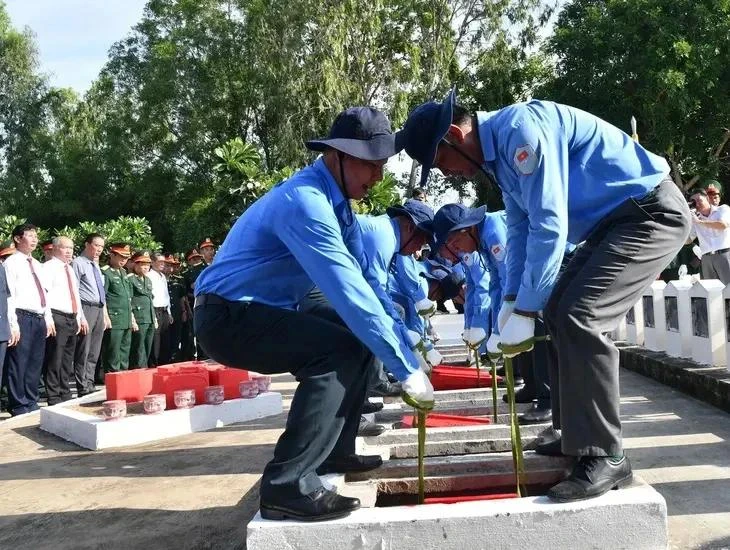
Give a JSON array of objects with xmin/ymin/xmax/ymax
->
[
  {"xmin": 398, "ymin": 88, "xmax": 457, "ymax": 186},
  {"xmin": 306, "ymin": 107, "xmax": 402, "ymax": 161},
  {"xmin": 432, "ymin": 203, "xmax": 486, "ymax": 253},
  {"xmin": 386, "ymin": 198, "xmax": 435, "ymax": 234}
]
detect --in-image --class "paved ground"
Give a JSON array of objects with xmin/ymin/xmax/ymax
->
[{"xmin": 0, "ymin": 314, "xmax": 729, "ymax": 549}]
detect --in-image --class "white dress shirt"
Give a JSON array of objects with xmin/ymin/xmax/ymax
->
[
  {"xmin": 690, "ymin": 205, "xmax": 730, "ymax": 254},
  {"xmin": 147, "ymin": 269, "xmax": 171, "ymax": 313},
  {"xmin": 3, "ymin": 251, "xmax": 52, "ymax": 325},
  {"xmin": 43, "ymin": 257, "xmax": 85, "ymax": 325}
]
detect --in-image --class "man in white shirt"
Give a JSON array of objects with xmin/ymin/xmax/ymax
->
[
  {"xmin": 689, "ymin": 188, "xmax": 730, "ymax": 284},
  {"xmin": 3, "ymin": 223, "xmax": 54, "ymax": 416},
  {"xmin": 43, "ymin": 236, "xmax": 86, "ymax": 405},
  {"xmin": 148, "ymin": 252, "xmax": 173, "ymax": 366}
]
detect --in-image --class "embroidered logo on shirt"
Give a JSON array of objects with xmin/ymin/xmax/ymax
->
[
  {"xmin": 513, "ymin": 144, "xmax": 537, "ymax": 175},
  {"xmin": 491, "ymin": 244, "xmax": 506, "ymax": 261}
]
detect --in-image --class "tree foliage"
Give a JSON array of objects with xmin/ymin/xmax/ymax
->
[{"xmin": 542, "ymin": 0, "xmax": 730, "ymax": 189}]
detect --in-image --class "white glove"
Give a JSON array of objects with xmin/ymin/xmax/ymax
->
[
  {"xmin": 692, "ymin": 245, "xmax": 702, "ymax": 259},
  {"xmin": 403, "ymin": 369, "xmax": 434, "ymax": 403},
  {"xmin": 425, "ymin": 348, "xmax": 442, "ymax": 367},
  {"xmin": 462, "ymin": 327, "xmax": 486, "ymax": 349},
  {"xmin": 486, "ymin": 333, "xmax": 501, "ymax": 356},
  {"xmin": 497, "ymin": 301, "xmax": 515, "ymax": 332},
  {"xmin": 499, "ymin": 313, "xmax": 535, "ymax": 357},
  {"xmin": 415, "ymin": 297, "xmax": 437, "ymax": 318}
]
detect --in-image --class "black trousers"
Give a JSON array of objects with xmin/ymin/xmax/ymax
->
[
  {"xmin": 150, "ymin": 308, "xmax": 172, "ymax": 366},
  {"xmin": 45, "ymin": 311, "xmax": 78, "ymax": 405},
  {"xmin": 6, "ymin": 311, "xmax": 47, "ymax": 415},
  {"xmin": 74, "ymin": 303, "xmax": 104, "ymax": 395},
  {"xmin": 194, "ymin": 297, "xmax": 371, "ymax": 500}
]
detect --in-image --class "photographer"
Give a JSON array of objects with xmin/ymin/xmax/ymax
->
[{"xmin": 688, "ymin": 188, "xmax": 730, "ymax": 284}]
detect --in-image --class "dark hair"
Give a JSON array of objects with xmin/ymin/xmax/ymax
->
[
  {"xmin": 151, "ymin": 252, "xmax": 166, "ymax": 262},
  {"xmin": 85, "ymin": 232, "xmax": 104, "ymax": 244},
  {"xmin": 11, "ymin": 223, "xmax": 37, "ymax": 240},
  {"xmin": 689, "ymin": 188, "xmax": 708, "ymax": 198},
  {"xmin": 410, "ymin": 187, "xmax": 426, "ymax": 198},
  {"xmin": 452, "ymin": 103, "xmax": 472, "ymax": 126}
]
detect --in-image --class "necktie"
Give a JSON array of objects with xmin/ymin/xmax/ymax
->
[
  {"xmin": 28, "ymin": 257, "xmax": 46, "ymax": 308},
  {"xmin": 92, "ymin": 262, "xmax": 106, "ymax": 305},
  {"xmin": 65, "ymin": 264, "xmax": 78, "ymax": 314}
]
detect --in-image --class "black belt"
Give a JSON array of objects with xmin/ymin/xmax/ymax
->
[
  {"xmin": 17, "ymin": 309, "xmax": 44, "ymax": 319},
  {"xmin": 51, "ymin": 309, "xmax": 76, "ymax": 319},
  {"xmin": 194, "ymin": 294, "xmax": 230, "ymax": 308},
  {"xmin": 707, "ymin": 248, "xmax": 730, "ymax": 255},
  {"xmin": 154, "ymin": 306, "xmax": 169, "ymax": 311},
  {"xmin": 81, "ymin": 300, "xmax": 104, "ymax": 308}
]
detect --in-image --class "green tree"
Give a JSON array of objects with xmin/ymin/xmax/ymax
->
[{"xmin": 543, "ymin": 0, "xmax": 730, "ymax": 189}]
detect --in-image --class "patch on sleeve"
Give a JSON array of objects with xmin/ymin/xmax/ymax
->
[
  {"xmin": 490, "ymin": 243, "xmax": 506, "ymax": 262},
  {"xmin": 513, "ymin": 144, "xmax": 537, "ymax": 175}
]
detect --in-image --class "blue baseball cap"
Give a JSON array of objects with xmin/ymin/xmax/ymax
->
[
  {"xmin": 386, "ymin": 198, "xmax": 435, "ymax": 234},
  {"xmin": 306, "ymin": 107, "xmax": 402, "ymax": 160},
  {"xmin": 432, "ymin": 203, "xmax": 486, "ymax": 254},
  {"xmin": 398, "ymin": 88, "xmax": 457, "ymax": 186}
]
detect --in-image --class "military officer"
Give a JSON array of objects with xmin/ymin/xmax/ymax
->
[
  {"xmin": 128, "ymin": 251, "xmax": 156, "ymax": 369},
  {"xmin": 100, "ymin": 243, "xmax": 136, "ymax": 373},
  {"xmin": 199, "ymin": 238, "xmax": 216, "ymax": 265},
  {"xmin": 183, "ymin": 248, "xmax": 207, "ymax": 359},
  {"xmin": 166, "ymin": 254, "xmax": 187, "ymax": 361}
]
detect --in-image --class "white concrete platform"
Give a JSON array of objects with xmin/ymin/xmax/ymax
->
[
  {"xmin": 247, "ymin": 477, "xmax": 667, "ymax": 550},
  {"xmin": 39, "ymin": 391, "xmax": 283, "ymax": 450}
]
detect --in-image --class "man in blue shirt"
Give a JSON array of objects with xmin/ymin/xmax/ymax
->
[
  {"xmin": 399, "ymin": 90, "xmax": 691, "ymax": 501},
  {"xmin": 194, "ymin": 107, "xmax": 433, "ymax": 522},
  {"xmin": 431, "ymin": 204, "xmax": 507, "ymax": 357}
]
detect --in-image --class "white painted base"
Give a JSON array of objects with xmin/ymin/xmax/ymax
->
[
  {"xmin": 39, "ymin": 391, "xmax": 283, "ymax": 450},
  {"xmin": 247, "ymin": 477, "xmax": 667, "ymax": 550}
]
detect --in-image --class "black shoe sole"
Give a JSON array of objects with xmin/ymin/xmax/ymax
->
[
  {"xmin": 519, "ymin": 413, "xmax": 552, "ymax": 425},
  {"xmin": 535, "ymin": 439, "xmax": 564, "ymax": 456},
  {"xmin": 547, "ymin": 473, "xmax": 634, "ymax": 503},
  {"xmin": 260, "ymin": 504, "xmax": 357, "ymax": 522}
]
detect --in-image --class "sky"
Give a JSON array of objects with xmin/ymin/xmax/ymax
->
[
  {"xmin": 4, "ymin": 0, "xmax": 147, "ymax": 94},
  {"xmin": 2, "ymin": 0, "xmax": 464, "ymax": 205}
]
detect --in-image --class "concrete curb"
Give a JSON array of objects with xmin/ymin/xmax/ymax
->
[
  {"xmin": 619, "ymin": 344, "xmax": 730, "ymax": 414},
  {"xmin": 247, "ymin": 477, "xmax": 667, "ymax": 550}
]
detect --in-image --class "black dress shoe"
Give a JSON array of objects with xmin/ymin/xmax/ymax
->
[
  {"xmin": 535, "ymin": 437, "xmax": 564, "ymax": 456},
  {"xmin": 362, "ymin": 401, "xmax": 384, "ymax": 414},
  {"xmin": 369, "ymin": 381, "xmax": 402, "ymax": 397},
  {"xmin": 503, "ymin": 386, "xmax": 535, "ymax": 404},
  {"xmin": 261, "ymin": 487, "xmax": 360, "ymax": 521},
  {"xmin": 520, "ymin": 402, "xmax": 552, "ymax": 424},
  {"xmin": 358, "ymin": 418, "xmax": 386, "ymax": 437},
  {"xmin": 547, "ymin": 456, "xmax": 633, "ymax": 502},
  {"xmin": 316, "ymin": 453, "xmax": 383, "ymax": 475}
]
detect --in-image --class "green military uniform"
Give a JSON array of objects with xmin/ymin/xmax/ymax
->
[
  {"xmin": 181, "ymin": 252, "xmax": 207, "ymax": 360},
  {"xmin": 168, "ymin": 270, "xmax": 186, "ymax": 361},
  {"xmin": 101, "ymin": 265, "xmax": 134, "ymax": 373},
  {"xmin": 129, "ymin": 271, "xmax": 155, "ymax": 368}
]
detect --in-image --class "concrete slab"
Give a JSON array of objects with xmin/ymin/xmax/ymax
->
[
  {"xmin": 247, "ymin": 477, "xmax": 667, "ymax": 550},
  {"xmin": 39, "ymin": 391, "xmax": 283, "ymax": 450},
  {"xmin": 360, "ymin": 423, "xmax": 550, "ymax": 458}
]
